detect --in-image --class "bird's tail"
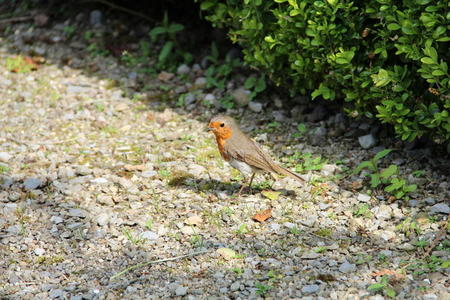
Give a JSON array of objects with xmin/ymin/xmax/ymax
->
[{"xmin": 274, "ymin": 164, "xmax": 305, "ymax": 182}]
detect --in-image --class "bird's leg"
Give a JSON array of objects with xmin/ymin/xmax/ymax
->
[{"xmin": 237, "ymin": 173, "xmax": 255, "ymax": 196}]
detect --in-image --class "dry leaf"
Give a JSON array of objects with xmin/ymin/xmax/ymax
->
[
  {"xmin": 371, "ymin": 269, "xmax": 404, "ymax": 279},
  {"xmin": 261, "ymin": 190, "xmax": 280, "ymax": 201},
  {"xmin": 185, "ymin": 215, "xmax": 203, "ymax": 226},
  {"xmin": 216, "ymin": 247, "xmax": 237, "ymax": 260},
  {"xmin": 157, "ymin": 71, "xmax": 174, "ymax": 82},
  {"xmin": 124, "ymin": 164, "xmax": 146, "ymax": 171},
  {"xmin": 352, "ymin": 180, "xmax": 363, "ymax": 190},
  {"xmin": 252, "ymin": 208, "xmax": 272, "ymax": 222}
]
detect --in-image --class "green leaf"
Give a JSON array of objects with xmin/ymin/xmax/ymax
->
[
  {"xmin": 168, "ymin": 23, "xmax": 184, "ymax": 34},
  {"xmin": 432, "ymin": 70, "xmax": 445, "ymax": 76},
  {"xmin": 441, "ymin": 260, "xmax": 450, "ymax": 268},
  {"xmin": 149, "ymin": 26, "xmax": 166, "ymax": 41},
  {"xmin": 385, "ymin": 288, "xmax": 396, "ymax": 298},
  {"xmin": 421, "ymin": 57, "xmax": 435, "ymax": 64},
  {"xmin": 158, "ymin": 41, "xmax": 174, "ymax": 63},
  {"xmin": 387, "ymin": 23, "xmax": 401, "ymax": 30},
  {"xmin": 368, "ymin": 283, "xmax": 385, "ymax": 291},
  {"xmin": 354, "ymin": 161, "xmax": 374, "ymax": 174},
  {"xmin": 370, "ymin": 174, "xmax": 382, "ymax": 188},
  {"xmin": 372, "ymin": 69, "xmax": 392, "ymax": 87},
  {"xmin": 244, "ymin": 77, "xmax": 257, "ymax": 89},
  {"xmin": 374, "ymin": 149, "xmax": 393, "ymax": 162},
  {"xmin": 381, "ymin": 165, "xmax": 398, "ymax": 179}
]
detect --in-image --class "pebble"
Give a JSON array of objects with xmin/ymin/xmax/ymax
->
[
  {"xmin": 34, "ymin": 248, "xmax": 45, "ymax": 256},
  {"xmin": 49, "ymin": 289, "xmax": 64, "ymax": 299},
  {"xmin": 68, "ymin": 208, "xmax": 87, "ymax": 218},
  {"xmin": 429, "ymin": 203, "xmax": 449, "ymax": 214},
  {"xmin": 141, "ymin": 231, "xmax": 158, "ymax": 241},
  {"xmin": 321, "ymin": 164, "xmax": 337, "ymax": 176},
  {"xmin": 175, "ymin": 286, "xmax": 188, "ymax": 296},
  {"xmin": 302, "ymin": 284, "xmax": 320, "ymax": 294},
  {"xmin": 358, "ymin": 134, "xmax": 377, "ymax": 149},
  {"xmin": 248, "ymin": 101, "xmax": 263, "ymax": 113},
  {"xmin": 177, "ymin": 64, "xmax": 190, "ymax": 75},
  {"xmin": 339, "ymin": 261, "xmax": 356, "ymax": 273},
  {"xmin": 96, "ymin": 213, "xmax": 110, "ymax": 226},
  {"xmin": 230, "ymin": 281, "xmax": 240, "ymax": 291},
  {"xmin": 90, "ymin": 10, "xmax": 102, "ymax": 26},
  {"xmin": 231, "ymin": 87, "xmax": 251, "ymax": 106},
  {"xmin": 424, "ymin": 197, "xmax": 436, "ymax": 205},
  {"xmin": 23, "ymin": 178, "xmax": 43, "ymax": 190},
  {"xmin": 307, "ymin": 105, "xmax": 327, "ymax": 122},
  {"xmin": 194, "ymin": 77, "xmax": 207, "ymax": 89},
  {"xmin": 423, "ymin": 294, "xmax": 438, "ymax": 300},
  {"xmin": 0, "ymin": 152, "xmax": 11, "ymax": 162},
  {"xmin": 90, "ymin": 178, "xmax": 108, "ymax": 184},
  {"xmin": 141, "ymin": 170, "xmax": 157, "ymax": 178},
  {"xmin": 357, "ymin": 193, "xmax": 371, "ymax": 202},
  {"xmin": 50, "ymin": 216, "xmax": 64, "ymax": 224},
  {"xmin": 184, "ymin": 93, "xmax": 196, "ymax": 105}
]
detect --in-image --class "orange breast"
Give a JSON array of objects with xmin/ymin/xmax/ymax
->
[{"xmin": 216, "ymin": 136, "xmax": 230, "ymax": 161}]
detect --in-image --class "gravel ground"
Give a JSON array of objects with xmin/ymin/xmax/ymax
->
[{"xmin": 0, "ymin": 12, "xmax": 449, "ymax": 300}]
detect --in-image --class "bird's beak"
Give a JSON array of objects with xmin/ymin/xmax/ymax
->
[{"xmin": 207, "ymin": 127, "xmax": 214, "ymax": 132}]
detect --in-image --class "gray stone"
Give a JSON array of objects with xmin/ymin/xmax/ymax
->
[
  {"xmin": 358, "ymin": 134, "xmax": 377, "ymax": 149},
  {"xmin": 23, "ymin": 178, "xmax": 43, "ymax": 190},
  {"xmin": 177, "ymin": 64, "xmax": 190, "ymax": 75},
  {"xmin": 141, "ymin": 170, "xmax": 157, "ymax": 178},
  {"xmin": 175, "ymin": 286, "xmax": 188, "ymax": 296},
  {"xmin": 230, "ymin": 281, "xmax": 240, "ymax": 291},
  {"xmin": 194, "ymin": 77, "xmax": 207, "ymax": 89},
  {"xmin": 408, "ymin": 200, "xmax": 420, "ymax": 207},
  {"xmin": 379, "ymin": 250, "xmax": 392, "ymax": 257},
  {"xmin": 307, "ymin": 105, "xmax": 327, "ymax": 122},
  {"xmin": 128, "ymin": 71, "xmax": 137, "ymax": 81},
  {"xmin": 66, "ymin": 85, "xmax": 88, "ymax": 94},
  {"xmin": 0, "ymin": 152, "xmax": 11, "ymax": 162},
  {"xmin": 424, "ymin": 197, "xmax": 436, "ymax": 205},
  {"xmin": 184, "ymin": 93, "xmax": 196, "ymax": 106},
  {"xmin": 204, "ymin": 93, "xmax": 216, "ymax": 105},
  {"xmin": 49, "ymin": 289, "xmax": 64, "ymax": 299},
  {"xmin": 68, "ymin": 208, "xmax": 87, "ymax": 218},
  {"xmin": 339, "ymin": 261, "xmax": 356, "ymax": 273},
  {"xmin": 231, "ymin": 87, "xmax": 251, "ymax": 106},
  {"xmin": 310, "ymin": 127, "xmax": 327, "ymax": 145},
  {"xmin": 90, "ymin": 10, "xmax": 102, "ymax": 26},
  {"xmin": 273, "ymin": 110, "xmax": 288, "ymax": 122},
  {"xmin": 76, "ymin": 165, "xmax": 91, "ymax": 175},
  {"xmin": 321, "ymin": 164, "xmax": 337, "ymax": 176},
  {"xmin": 302, "ymin": 284, "xmax": 320, "ymax": 294},
  {"xmin": 429, "ymin": 203, "xmax": 449, "ymax": 215},
  {"xmin": 248, "ymin": 101, "xmax": 263, "ymax": 113},
  {"xmin": 1, "ymin": 177, "xmax": 13, "ymax": 189},
  {"xmin": 34, "ymin": 248, "xmax": 45, "ymax": 256},
  {"xmin": 357, "ymin": 193, "xmax": 371, "ymax": 203},
  {"xmin": 141, "ymin": 231, "xmax": 158, "ymax": 241},
  {"xmin": 96, "ymin": 213, "xmax": 110, "ymax": 226},
  {"xmin": 301, "ymin": 252, "xmax": 320, "ymax": 259},
  {"xmin": 423, "ymin": 294, "xmax": 438, "ymax": 300},
  {"xmin": 90, "ymin": 177, "xmax": 108, "ymax": 184}
]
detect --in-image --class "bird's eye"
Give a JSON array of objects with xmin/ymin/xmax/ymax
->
[{"xmin": 220, "ymin": 123, "xmax": 225, "ymax": 127}]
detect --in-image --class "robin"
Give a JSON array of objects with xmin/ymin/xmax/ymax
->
[{"xmin": 208, "ymin": 115, "xmax": 304, "ymax": 195}]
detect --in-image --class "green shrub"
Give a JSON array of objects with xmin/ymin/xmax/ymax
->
[{"xmin": 197, "ymin": 0, "xmax": 449, "ymax": 144}]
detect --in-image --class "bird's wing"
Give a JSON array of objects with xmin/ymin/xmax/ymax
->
[{"xmin": 224, "ymin": 133, "xmax": 278, "ymax": 173}]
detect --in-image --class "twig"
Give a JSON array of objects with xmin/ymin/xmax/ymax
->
[
  {"xmin": 0, "ymin": 16, "xmax": 33, "ymax": 24},
  {"xmin": 110, "ymin": 249, "xmax": 209, "ymax": 280},
  {"xmin": 81, "ymin": 0, "xmax": 157, "ymax": 23},
  {"xmin": 424, "ymin": 213, "xmax": 449, "ymax": 257}
]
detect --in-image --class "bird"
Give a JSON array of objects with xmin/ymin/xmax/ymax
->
[{"xmin": 208, "ymin": 115, "xmax": 304, "ymax": 195}]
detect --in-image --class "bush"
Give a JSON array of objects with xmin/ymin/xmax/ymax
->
[{"xmin": 197, "ymin": 0, "xmax": 449, "ymax": 144}]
